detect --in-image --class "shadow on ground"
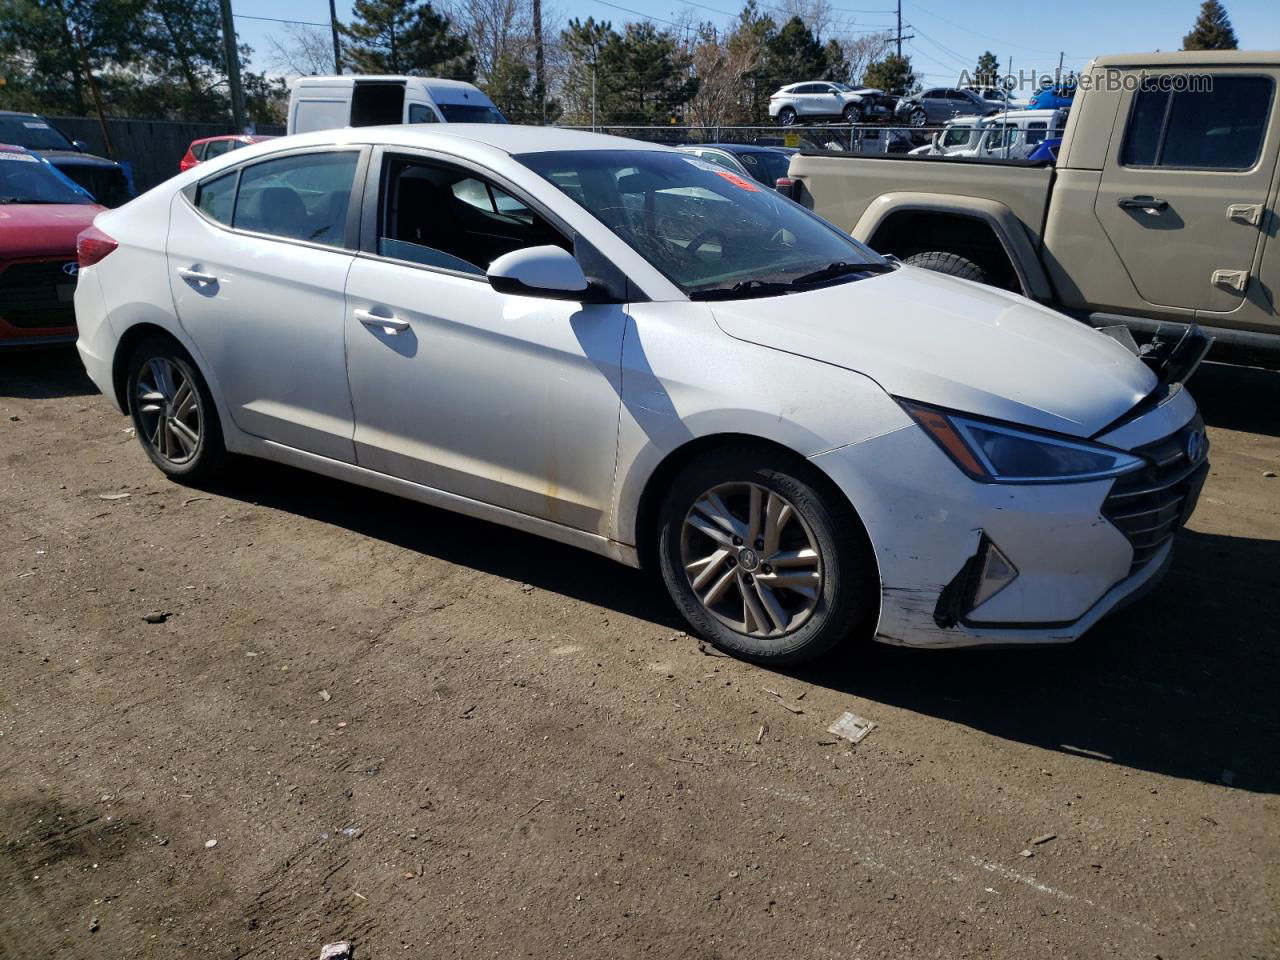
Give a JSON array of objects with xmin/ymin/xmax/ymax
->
[
  {"xmin": 0, "ymin": 345, "xmax": 97, "ymax": 399},
  {"xmin": 1192, "ymin": 360, "xmax": 1280, "ymax": 437}
]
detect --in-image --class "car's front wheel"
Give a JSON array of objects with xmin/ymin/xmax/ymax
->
[
  {"xmin": 126, "ymin": 335, "xmax": 226, "ymax": 484},
  {"xmin": 843, "ymin": 103, "xmax": 863, "ymax": 123},
  {"xmin": 777, "ymin": 107, "xmax": 797, "ymax": 126},
  {"xmin": 909, "ymin": 107, "xmax": 928, "ymax": 127},
  {"xmin": 657, "ymin": 445, "xmax": 876, "ymax": 665}
]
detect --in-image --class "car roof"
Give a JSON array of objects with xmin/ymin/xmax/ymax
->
[
  {"xmin": 275, "ymin": 124, "xmax": 672, "ymax": 156},
  {"xmin": 0, "ymin": 110, "xmax": 46, "ymax": 118},
  {"xmin": 1091, "ymin": 50, "xmax": 1280, "ymax": 68}
]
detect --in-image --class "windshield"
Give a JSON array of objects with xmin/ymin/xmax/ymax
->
[
  {"xmin": 0, "ymin": 151, "xmax": 94, "ymax": 204},
  {"xmin": 516, "ymin": 149, "xmax": 886, "ymax": 298},
  {"xmin": 0, "ymin": 116, "xmax": 75, "ymax": 151},
  {"xmin": 733, "ymin": 150, "xmax": 792, "ymax": 186},
  {"xmin": 831, "ymin": 82, "xmax": 853, "ymax": 92},
  {"xmin": 438, "ymin": 103, "xmax": 508, "ymax": 124}
]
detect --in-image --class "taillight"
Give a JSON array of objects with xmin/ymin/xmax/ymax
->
[
  {"xmin": 775, "ymin": 177, "xmax": 798, "ymax": 200},
  {"xmin": 77, "ymin": 225, "xmax": 118, "ymax": 267}
]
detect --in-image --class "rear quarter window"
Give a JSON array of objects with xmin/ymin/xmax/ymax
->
[{"xmin": 196, "ymin": 170, "xmax": 237, "ymax": 225}]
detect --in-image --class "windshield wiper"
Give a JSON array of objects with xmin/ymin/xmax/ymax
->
[
  {"xmin": 790, "ymin": 260, "xmax": 896, "ymax": 286},
  {"xmin": 689, "ymin": 279, "xmax": 796, "ymax": 301}
]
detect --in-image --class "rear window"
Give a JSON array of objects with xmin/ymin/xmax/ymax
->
[
  {"xmin": 0, "ymin": 116, "xmax": 74, "ymax": 151},
  {"xmin": 1121, "ymin": 75, "xmax": 1274, "ymax": 170}
]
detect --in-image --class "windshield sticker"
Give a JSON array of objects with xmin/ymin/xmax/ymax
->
[
  {"xmin": 23, "ymin": 122, "xmax": 51, "ymax": 129},
  {"xmin": 0, "ymin": 152, "xmax": 39, "ymax": 162},
  {"xmin": 713, "ymin": 170, "xmax": 761, "ymax": 192}
]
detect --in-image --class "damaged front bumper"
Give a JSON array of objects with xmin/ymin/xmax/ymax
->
[{"xmin": 810, "ymin": 387, "xmax": 1203, "ymax": 650}]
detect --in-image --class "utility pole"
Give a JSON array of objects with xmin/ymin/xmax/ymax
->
[
  {"xmin": 896, "ymin": 0, "xmax": 902, "ymax": 59},
  {"xmin": 219, "ymin": 0, "xmax": 246, "ymax": 131},
  {"xmin": 329, "ymin": 0, "xmax": 343, "ymax": 74},
  {"xmin": 533, "ymin": 0, "xmax": 545, "ymax": 122}
]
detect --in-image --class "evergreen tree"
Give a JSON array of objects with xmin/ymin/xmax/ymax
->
[
  {"xmin": 484, "ymin": 53, "xmax": 560, "ymax": 123},
  {"xmin": 604, "ymin": 21, "xmax": 698, "ymax": 125},
  {"xmin": 339, "ymin": 0, "xmax": 474, "ymax": 78},
  {"xmin": 766, "ymin": 16, "xmax": 830, "ymax": 84},
  {"xmin": 862, "ymin": 53, "xmax": 917, "ymax": 96},
  {"xmin": 974, "ymin": 50, "xmax": 999, "ymax": 87},
  {"xmin": 1182, "ymin": 0, "xmax": 1238, "ymax": 50}
]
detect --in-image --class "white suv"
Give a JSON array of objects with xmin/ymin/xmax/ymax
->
[{"xmin": 768, "ymin": 82, "xmax": 890, "ymax": 125}]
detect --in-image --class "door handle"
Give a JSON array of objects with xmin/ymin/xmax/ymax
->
[
  {"xmin": 177, "ymin": 267, "xmax": 219, "ymax": 284},
  {"xmin": 1117, "ymin": 195, "xmax": 1169, "ymax": 213},
  {"xmin": 354, "ymin": 308, "xmax": 410, "ymax": 334}
]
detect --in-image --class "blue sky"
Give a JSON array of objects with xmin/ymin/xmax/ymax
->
[{"xmin": 233, "ymin": 0, "xmax": 1280, "ymax": 88}]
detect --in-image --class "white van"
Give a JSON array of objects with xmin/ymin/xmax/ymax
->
[
  {"xmin": 909, "ymin": 108, "xmax": 1067, "ymax": 160},
  {"xmin": 287, "ymin": 75, "xmax": 507, "ymax": 135}
]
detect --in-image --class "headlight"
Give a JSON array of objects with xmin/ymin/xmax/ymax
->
[{"xmin": 898, "ymin": 399, "xmax": 1146, "ymax": 484}]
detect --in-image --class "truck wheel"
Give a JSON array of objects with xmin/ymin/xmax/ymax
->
[
  {"xmin": 778, "ymin": 107, "xmax": 797, "ymax": 126},
  {"xmin": 903, "ymin": 251, "xmax": 989, "ymax": 284},
  {"xmin": 842, "ymin": 103, "xmax": 863, "ymax": 123}
]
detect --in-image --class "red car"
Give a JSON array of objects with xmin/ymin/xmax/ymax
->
[
  {"xmin": 0, "ymin": 144, "xmax": 104, "ymax": 346},
  {"xmin": 179, "ymin": 134, "xmax": 275, "ymax": 172}
]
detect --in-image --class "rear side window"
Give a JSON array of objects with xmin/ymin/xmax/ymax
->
[
  {"xmin": 196, "ymin": 170, "xmax": 236, "ymax": 225},
  {"xmin": 205, "ymin": 139, "xmax": 233, "ymax": 159},
  {"xmin": 1121, "ymin": 75, "xmax": 1274, "ymax": 170},
  {"xmin": 192, "ymin": 142, "xmax": 208, "ymax": 161},
  {"xmin": 232, "ymin": 151, "xmax": 358, "ymax": 247},
  {"xmin": 408, "ymin": 104, "xmax": 439, "ymax": 123}
]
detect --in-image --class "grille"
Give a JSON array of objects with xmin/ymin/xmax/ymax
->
[
  {"xmin": 1102, "ymin": 414, "xmax": 1209, "ymax": 574},
  {"xmin": 0, "ymin": 260, "xmax": 78, "ymax": 329}
]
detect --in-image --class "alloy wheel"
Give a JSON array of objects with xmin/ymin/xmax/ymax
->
[
  {"xmin": 680, "ymin": 482, "xmax": 824, "ymax": 637},
  {"xmin": 135, "ymin": 357, "xmax": 202, "ymax": 464},
  {"xmin": 909, "ymin": 108, "xmax": 927, "ymax": 127}
]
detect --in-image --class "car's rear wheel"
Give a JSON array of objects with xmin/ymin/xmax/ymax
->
[
  {"xmin": 843, "ymin": 103, "xmax": 863, "ymax": 123},
  {"xmin": 777, "ymin": 107, "xmax": 797, "ymax": 126},
  {"xmin": 903, "ymin": 250, "xmax": 989, "ymax": 284},
  {"xmin": 909, "ymin": 107, "xmax": 928, "ymax": 127},
  {"xmin": 126, "ymin": 336, "xmax": 226, "ymax": 484},
  {"xmin": 657, "ymin": 445, "xmax": 876, "ymax": 665}
]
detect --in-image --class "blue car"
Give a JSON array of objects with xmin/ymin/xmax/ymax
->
[
  {"xmin": 1026, "ymin": 137, "xmax": 1062, "ymax": 164},
  {"xmin": 1028, "ymin": 84, "xmax": 1075, "ymax": 111}
]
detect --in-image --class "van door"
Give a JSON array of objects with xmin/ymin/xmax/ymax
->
[{"xmin": 1094, "ymin": 72, "xmax": 1278, "ymax": 315}]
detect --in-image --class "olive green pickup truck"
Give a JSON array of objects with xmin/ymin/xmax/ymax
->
[{"xmin": 787, "ymin": 51, "xmax": 1280, "ymax": 352}]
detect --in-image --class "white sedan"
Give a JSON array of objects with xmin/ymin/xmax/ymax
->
[{"xmin": 74, "ymin": 125, "xmax": 1208, "ymax": 664}]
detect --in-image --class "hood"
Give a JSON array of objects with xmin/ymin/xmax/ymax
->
[
  {"xmin": 40, "ymin": 150, "xmax": 121, "ymax": 169},
  {"xmin": 0, "ymin": 203, "xmax": 101, "ymax": 258},
  {"xmin": 709, "ymin": 266, "xmax": 1156, "ymax": 438}
]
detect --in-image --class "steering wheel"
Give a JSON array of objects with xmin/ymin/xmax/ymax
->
[{"xmin": 685, "ymin": 229, "xmax": 727, "ymax": 262}]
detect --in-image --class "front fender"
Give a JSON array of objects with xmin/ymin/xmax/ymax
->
[{"xmin": 854, "ymin": 192, "xmax": 1052, "ymax": 301}]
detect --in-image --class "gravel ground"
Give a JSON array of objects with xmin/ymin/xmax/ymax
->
[{"xmin": 1, "ymin": 348, "xmax": 1277, "ymax": 960}]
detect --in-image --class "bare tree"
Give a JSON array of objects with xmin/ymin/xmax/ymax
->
[
  {"xmin": 842, "ymin": 30, "xmax": 893, "ymax": 86},
  {"xmin": 684, "ymin": 21, "xmax": 761, "ymax": 130},
  {"xmin": 450, "ymin": 0, "xmax": 535, "ymax": 81},
  {"xmin": 774, "ymin": 0, "xmax": 834, "ymax": 40},
  {"xmin": 267, "ymin": 22, "xmax": 337, "ymax": 77}
]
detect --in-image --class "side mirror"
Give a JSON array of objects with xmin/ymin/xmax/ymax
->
[
  {"xmin": 72, "ymin": 139, "xmax": 89, "ymax": 153},
  {"xmin": 487, "ymin": 245, "xmax": 595, "ymax": 301}
]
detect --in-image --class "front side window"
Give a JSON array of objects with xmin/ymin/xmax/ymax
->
[
  {"xmin": 196, "ymin": 170, "xmax": 237, "ymax": 224},
  {"xmin": 1025, "ymin": 121, "xmax": 1048, "ymax": 145},
  {"xmin": 232, "ymin": 151, "xmax": 358, "ymax": 246},
  {"xmin": 408, "ymin": 104, "xmax": 439, "ymax": 123},
  {"xmin": 516, "ymin": 149, "xmax": 885, "ymax": 298},
  {"xmin": 942, "ymin": 127, "xmax": 973, "ymax": 148},
  {"xmin": 1120, "ymin": 75, "xmax": 1274, "ymax": 170},
  {"xmin": 378, "ymin": 156, "xmax": 567, "ymax": 275},
  {"xmin": 922, "ymin": 89, "xmax": 943, "ymax": 99}
]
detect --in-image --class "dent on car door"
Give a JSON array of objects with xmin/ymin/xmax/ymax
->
[
  {"xmin": 342, "ymin": 150, "xmax": 626, "ymax": 533},
  {"xmin": 167, "ymin": 147, "xmax": 365, "ymax": 461}
]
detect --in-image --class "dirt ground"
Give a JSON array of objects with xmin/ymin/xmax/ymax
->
[{"xmin": 1, "ymin": 347, "xmax": 1277, "ymax": 960}]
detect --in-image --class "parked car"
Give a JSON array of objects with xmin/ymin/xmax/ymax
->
[
  {"xmin": 1029, "ymin": 81, "xmax": 1076, "ymax": 111},
  {"xmin": 75, "ymin": 124, "xmax": 1207, "ymax": 662},
  {"xmin": 677, "ymin": 144, "xmax": 797, "ymax": 187},
  {"xmin": 1025, "ymin": 136, "xmax": 1062, "ymax": 164},
  {"xmin": 908, "ymin": 109, "xmax": 1067, "ymax": 159},
  {"xmin": 768, "ymin": 82, "xmax": 895, "ymax": 125},
  {"xmin": 786, "ymin": 50, "xmax": 1280, "ymax": 354},
  {"xmin": 0, "ymin": 145, "xmax": 103, "ymax": 346},
  {"xmin": 893, "ymin": 87, "xmax": 995, "ymax": 126},
  {"xmin": 288, "ymin": 75, "xmax": 507, "ymax": 135},
  {"xmin": 180, "ymin": 134, "xmax": 276, "ymax": 172},
  {"xmin": 0, "ymin": 111, "xmax": 134, "ymax": 207},
  {"xmin": 967, "ymin": 86, "xmax": 1032, "ymax": 110}
]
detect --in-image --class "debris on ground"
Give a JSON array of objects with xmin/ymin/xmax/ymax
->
[
  {"xmin": 319, "ymin": 942, "xmax": 353, "ymax": 960},
  {"xmin": 775, "ymin": 700, "xmax": 804, "ymax": 715},
  {"xmin": 756, "ymin": 725, "xmax": 766, "ymax": 745},
  {"xmin": 1020, "ymin": 849, "xmax": 1034, "ymax": 857},
  {"xmin": 827, "ymin": 711, "xmax": 876, "ymax": 743},
  {"xmin": 697, "ymin": 641, "xmax": 730, "ymax": 658},
  {"xmin": 97, "ymin": 492, "xmax": 131, "ymax": 501},
  {"xmin": 1030, "ymin": 833, "xmax": 1056, "ymax": 846},
  {"xmin": 204, "ymin": 839, "xmax": 217, "ymax": 849},
  {"xmin": 1263, "ymin": 471, "xmax": 1276, "ymax": 478},
  {"xmin": 319, "ymin": 689, "xmax": 332, "ymax": 702},
  {"xmin": 182, "ymin": 496, "xmax": 212, "ymax": 506},
  {"xmin": 142, "ymin": 611, "xmax": 169, "ymax": 624}
]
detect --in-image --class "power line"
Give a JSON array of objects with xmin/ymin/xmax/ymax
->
[
  {"xmin": 906, "ymin": 1, "xmax": 1088, "ymax": 59},
  {"xmin": 233, "ymin": 13, "xmax": 330, "ymax": 27}
]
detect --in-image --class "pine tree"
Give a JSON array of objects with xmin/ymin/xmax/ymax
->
[
  {"xmin": 862, "ymin": 53, "xmax": 917, "ymax": 96},
  {"xmin": 974, "ymin": 51, "xmax": 999, "ymax": 87},
  {"xmin": 1182, "ymin": 0, "xmax": 1238, "ymax": 51},
  {"xmin": 339, "ymin": 0, "xmax": 474, "ymax": 78}
]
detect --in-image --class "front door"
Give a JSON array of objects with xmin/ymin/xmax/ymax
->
[
  {"xmin": 343, "ymin": 151, "xmax": 625, "ymax": 533},
  {"xmin": 1094, "ymin": 71, "xmax": 1278, "ymax": 315},
  {"xmin": 167, "ymin": 147, "xmax": 365, "ymax": 461}
]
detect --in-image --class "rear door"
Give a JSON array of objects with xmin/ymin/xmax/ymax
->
[
  {"xmin": 1094, "ymin": 71, "xmax": 1278, "ymax": 315},
  {"xmin": 167, "ymin": 146, "xmax": 366, "ymax": 461}
]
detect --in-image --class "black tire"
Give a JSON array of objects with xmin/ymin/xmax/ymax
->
[
  {"xmin": 777, "ymin": 107, "xmax": 797, "ymax": 126},
  {"xmin": 125, "ymin": 335, "xmax": 226, "ymax": 485},
  {"xmin": 909, "ymin": 107, "xmax": 928, "ymax": 127},
  {"xmin": 903, "ymin": 251, "xmax": 989, "ymax": 284},
  {"xmin": 657, "ymin": 444, "xmax": 876, "ymax": 666},
  {"xmin": 842, "ymin": 103, "xmax": 863, "ymax": 124}
]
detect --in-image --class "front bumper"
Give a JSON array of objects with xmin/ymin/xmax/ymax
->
[{"xmin": 811, "ymin": 387, "xmax": 1204, "ymax": 649}]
